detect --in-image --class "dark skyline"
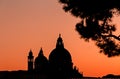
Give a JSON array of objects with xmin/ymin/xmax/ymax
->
[
  {"xmin": 0, "ymin": 0, "xmax": 120, "ymax": 77},
  {"xmin": 27, "ymin": 35, "xmax": 82, "ymax": 78}
]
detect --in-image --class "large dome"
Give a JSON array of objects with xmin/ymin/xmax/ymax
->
[
  {"xmin": 49, "ymin": 34, "xmax": 72, "ymax": 66},
  {"xmin": 49, "ymin": 48, "xmax": 72, "ymax": 63},
  {"xmin": 48, "ymin": 34, "xmax": 73, "ymax": 78}
]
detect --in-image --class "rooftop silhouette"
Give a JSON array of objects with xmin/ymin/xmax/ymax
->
[
  {"xmin": 0, "ymin": 34, "xmax": 83, "ymax": 79},
  {"xmin": 27, "ymin": 34, "xmax": 83, "ymax": 78},
  {"xmin": 0, "ymin": 35, "xmax": 119, "ymax": 79}
]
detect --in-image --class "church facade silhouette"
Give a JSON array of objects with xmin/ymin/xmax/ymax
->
[
  {"xmin": 0, "ymin": 35, "xmax": 117, "ymax": 79},
  {"xmin": 0, "ymin": 35, "xmax": 82, "ymax": 79},
  {"xmin": 28, "ymin": 34, "xmax": 83, "ymax": 78}
]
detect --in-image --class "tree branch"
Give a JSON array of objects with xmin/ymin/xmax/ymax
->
[{"xmin": 103, "ymin": 34, "xmax": 120, "ymax": 40}]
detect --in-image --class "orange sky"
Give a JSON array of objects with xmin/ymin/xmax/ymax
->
[{"xmin": 0, "ymin": 0, "xmax": 120, "ymax": 77}]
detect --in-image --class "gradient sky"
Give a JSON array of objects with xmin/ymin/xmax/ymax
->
[{"xmin": 0, "ymin": 0, "xmax": 120, "ymax": 77}]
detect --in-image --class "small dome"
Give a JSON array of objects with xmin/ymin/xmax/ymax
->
[
  {"xmin": 34, "ymin": 48, "xmax": 48, "ymax": 72},
  {"xmin": 35, "ymin": 55, "xmax": 48, "ymax": 64},
  {"xmin": 35, "ymin": 48, "xmax": 48, "ymax": 64}
]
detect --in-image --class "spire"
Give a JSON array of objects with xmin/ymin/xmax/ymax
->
[
  {"xmin": 59, "ymin": 34, "xmax": 61, "ymax": 38},
  {"xmin": 29, "ymin": 49, "xmax": 33, "ymax": 57},
  {"xmin": 56, "ymin": 34, "xmax": 64, "ymax": 48},
  {"xmin": 38, "ymin": 47, "xmax": 43, "ymax": 56}
]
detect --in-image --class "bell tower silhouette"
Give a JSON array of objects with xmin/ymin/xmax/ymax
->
[{"xmin": 28, "ymin": 49, "xmax": 34, "ymax": 72}]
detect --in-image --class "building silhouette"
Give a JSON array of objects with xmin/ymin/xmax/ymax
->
[
  {"xmin": 0, "ymin": 35, "xmax": 119, "ymax": 79},
  {"xmin": 28, "ymin": 34, "xmax": 83, "ymax": 78},
  {"xmin": 34, "ymin": 48, "xmax": 49, "ymax": 74},
  {"xmin": 49, "ymin": 34, "xmax": 73, "ymax": 78},
  {"xmin": 0, "ymin": 34, "xmax": 82, "ymax": 79},
  {"xmin": 28, "ymin": 50, "xmax": 34, "ymax": 72}
]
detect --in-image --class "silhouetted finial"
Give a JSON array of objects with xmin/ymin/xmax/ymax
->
[
  {"xmin": 59, "ymin": 34, "xmax": 61, "ymax": 38},
  {"xmin": 40, "ymin": 47, "xmax": 43, "ymax": 52},
  {"xmin": 39, "ymin": 47, "xmax": 43, "ymax": 56},
  {"xmin": 30, "ymin": 49, "xmax": 32, "ymax": 52},
  {"xmin": 56, "ymin": 34, "xmax": 64, "ymax": 48},
  {"xmin": 29, "ymin": 49, "xmax": 33, "ymax": 56}
]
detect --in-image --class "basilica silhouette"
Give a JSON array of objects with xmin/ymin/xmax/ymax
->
[
  {"xmin": 0, "ymin": 35, "xmax": 117, "ymax": 79},
  {"xmin": 28, "ymin": 34, "xmax": 83, "ymax": 78},
  {"xmin": 0, "ymin": 34, "xmax": 82, "ymax": 79}
]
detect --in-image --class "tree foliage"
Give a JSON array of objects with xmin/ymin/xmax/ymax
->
[{"xmin": 59, "ymin": 0, "xmax": 120, "ymax": 57}]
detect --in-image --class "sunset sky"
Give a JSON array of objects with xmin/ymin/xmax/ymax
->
[{"xmin": 1, "ymin": 0, "xmax": 120, "ymax": 77}]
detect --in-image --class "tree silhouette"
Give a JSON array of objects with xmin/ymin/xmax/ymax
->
[{"xmin": 58, "ymin": 0, "xmax": 120, "ymax": 57}]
